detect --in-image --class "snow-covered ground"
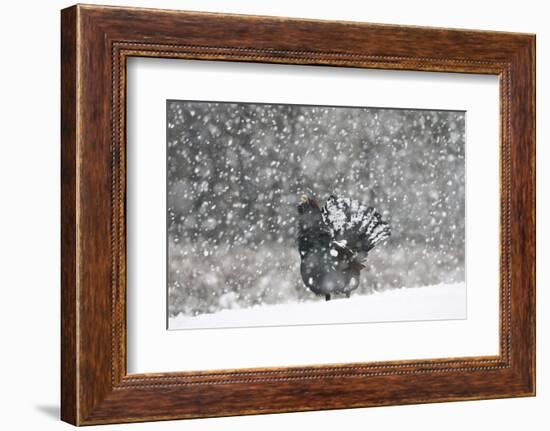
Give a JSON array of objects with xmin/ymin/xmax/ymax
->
[{"xmin": 169, "ymin": 282, "xmax": 466, "ymax": 330}]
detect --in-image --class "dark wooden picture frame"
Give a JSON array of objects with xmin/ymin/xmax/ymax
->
[{"xmin": 61, "ymin": 4, "xmax": 535, "ymax": 425}]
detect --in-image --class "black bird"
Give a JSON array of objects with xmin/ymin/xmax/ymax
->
[{"xmin": 297, "ymin": 194, "xmax": 391, "ymax": 300}]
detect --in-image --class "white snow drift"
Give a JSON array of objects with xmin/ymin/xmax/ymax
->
[{"xmin": 169, "ymin": 282, "xmax": 466, "ymax": 330}]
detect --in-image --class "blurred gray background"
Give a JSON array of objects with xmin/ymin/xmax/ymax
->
[{"xmin": 167, "ymin": 101, "xmax": 465, "ymax": 317}]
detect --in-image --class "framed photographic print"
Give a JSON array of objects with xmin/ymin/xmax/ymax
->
[{"xmin": 61, "ymin": 4, "xmax": 535, "ymax": 425}]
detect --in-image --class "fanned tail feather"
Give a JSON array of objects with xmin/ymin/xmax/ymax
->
[
  {"xmin": 364, "ymin": 219, "xmax": 391, "ymax": 251},
  {"xmin": 321, "ymin": 195, "xmax": 391, "ymax": 255}
]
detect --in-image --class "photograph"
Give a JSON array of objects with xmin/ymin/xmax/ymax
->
[
  {"xmin": 166, "ymin": 100, "xmax": 466, "ymax": 330},
  {"xmin": 48, "ymin": 2, "xmax": 537, "ymax": 426}
]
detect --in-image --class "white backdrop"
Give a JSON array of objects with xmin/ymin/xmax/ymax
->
[{"xmin": 0, "ymin": 0, "xmax": 546, "ymax": 430}]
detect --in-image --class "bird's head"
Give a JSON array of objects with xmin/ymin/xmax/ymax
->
[
  {"xmin": 297, "ymin": 195, "xmax": 326, "ymax": 249},
  {"xmin": 297, "ymin": 194, "xmax": 319, "ymax": 215}
]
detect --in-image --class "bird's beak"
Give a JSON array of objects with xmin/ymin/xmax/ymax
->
[{"xmin": 301, "ymin": 195, "xmax": 309, "ymax": 204}]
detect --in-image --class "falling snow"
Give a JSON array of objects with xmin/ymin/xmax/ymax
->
[{"xmin": 166, "ymin": 101, "xmax": 465, "ymax": 321}]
